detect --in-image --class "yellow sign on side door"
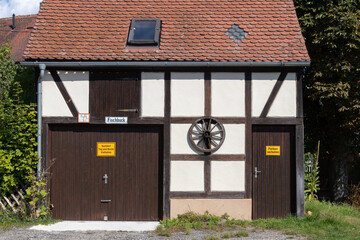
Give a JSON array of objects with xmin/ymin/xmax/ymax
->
[
  {"xmin": 266, "ymin": 146, "xmax": 280, "ymax": 156},
  {"xmin": 97, "ymin": 142, "xmax": 116, "ymax": 157}
]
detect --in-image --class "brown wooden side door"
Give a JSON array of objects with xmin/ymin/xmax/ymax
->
[
  {"xmin": 50, "ymin": 125, "xmax": 105, "ymax": 220},
  {"xmin": 49, "ymin": 125, "xmax": 161, "ymax": 221},
  {"xmin": 252, "ymin": 125, "xmax": 295, "ymax": 219}
]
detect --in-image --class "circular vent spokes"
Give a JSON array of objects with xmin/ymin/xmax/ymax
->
[{"xmin": 188, "ymin": 117, "xmax": 225, "ymax": 153}]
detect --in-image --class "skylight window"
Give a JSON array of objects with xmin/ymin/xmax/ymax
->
[{"xmin": 127, "ymin": 19, "xmax": 161, "ymax": 46}]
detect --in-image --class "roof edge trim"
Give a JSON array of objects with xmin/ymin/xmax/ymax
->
[{"xmin": 20, "ymin": 61, "xmax": 310, "ymax": 68}]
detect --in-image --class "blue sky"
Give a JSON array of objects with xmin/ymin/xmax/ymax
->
[{"xmin": 0, "ymin": 0, "xmax": 42, "ymax": 18}]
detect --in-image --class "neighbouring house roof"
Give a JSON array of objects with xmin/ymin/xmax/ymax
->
[
  {"xmin": 24, "ymin": 0, "xmax": 310, "ymax": 62},
  {"xmin": 0, "ymin": 14, "xmax": 37, "ymax": 62}
]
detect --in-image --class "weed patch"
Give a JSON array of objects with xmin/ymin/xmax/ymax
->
[
  {"xmin": 0, "ymin": 211, "xmax": 58, "ymax": 231},
  {"xmin": 235, "ymin": 230, "xmax": 249, "ymax": 237},
  {"xmin": 220, "ymin": 231, "xmax": 230, "ymax": 238},
  {"xmin": 251, "ymin": 200, "xmax": 360, "ymax": 240},
  {"xmin": 204, "ymin": 235, "xmax": 221, "ymax": 240}
]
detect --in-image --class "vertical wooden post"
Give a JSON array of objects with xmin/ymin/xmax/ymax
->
[
  {"xmin": 163, "ymin": 71, "xmax": 171, "ymax": 218},
  {"xmin": 245, "ymin": 71, "xmax": 252, "ymax": 199},
  {"xmin": 296, "ymin": 70, "xmax": 305, "ymax": 217},
  {"xmin": 296, "ymin": 125, "xmax": 305, "ymax": 217},
  {"xmin": 204, "ymin": 72, "xmax": 211, "ymax": 195}
]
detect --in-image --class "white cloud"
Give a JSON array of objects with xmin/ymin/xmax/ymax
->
[{"xmin": 0, "ymin": 0, "xmax": 42, "ymax": 18}]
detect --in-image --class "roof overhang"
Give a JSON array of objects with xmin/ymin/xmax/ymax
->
[{"xmin": 20, "ymin": 61, "xmax": 310, "ymax": 68}]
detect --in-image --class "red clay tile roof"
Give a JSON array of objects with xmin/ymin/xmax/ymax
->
[
  {"xmin": 24, "ymin": 0, "xmax": 310, "ymax": 62},
  {"xmin": 0, "ymin": 14, "xmax": 37, "ymax": 62}
]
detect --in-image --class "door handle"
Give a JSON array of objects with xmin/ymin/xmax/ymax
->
[
  {"xmin": 103, "ymin": 174, "xmax": 108, "ymax": 184},
  {"xmin": 254, "ymin": 167, "xmax": 261, "ymax": 178},
  {"xmin": 101, "ymin": 200, "xmax": 111, "ymax": 203}
]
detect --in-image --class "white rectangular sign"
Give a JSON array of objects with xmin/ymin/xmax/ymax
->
[
  {"xmin": 78, "ymin": 113, "xmax": 90, "ymax": 123},
  {"xmin": 105, "ymin": 116, "xmax": 128, "ymax": 124}
]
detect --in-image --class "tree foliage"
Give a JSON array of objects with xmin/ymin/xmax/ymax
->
[
  {"xmin": 294, "ymin": 0, "xmax": 360, "ymax": 200},
  {"xmin": 0, "ymin": 43, "xmax": 38, "ymax": 194}
]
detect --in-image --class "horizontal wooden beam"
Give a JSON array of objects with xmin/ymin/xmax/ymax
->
[
  {"xmin": 171, "ymin": 117, "xmax": 245, "ymax": 124},
  {"xmin": 42, "ymin": 117, "xmax": 301, "ymax": 125},
  {"xmin": 170, "ymin": 191, "xmax": 246, "ymax": 199},
  {"xmin": 171, "ymin": 154, "xmax": 245, "ymax": 161},
  {"xmin": 42, "ymin": 117, "xmax": 164, "ymax": 124},
  {"xmin": 252, "ymin": 117, "xmax": 302, "ymax": 125}
]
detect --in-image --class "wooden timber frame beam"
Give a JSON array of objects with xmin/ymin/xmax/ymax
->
[
  {"xmin": 296, "ymin": 71, "xmax": 305, "ymax": 217},
  {"xmin": 245, "ymin": 71, "xmax": 252, "ymax": 199},
  {"xmin": 204, "ymin": 72, "xmax": 212, "ymax": 196},
  {"xmin": 163, "ymin": 71, "xmax": 171, "ymax": 218}
]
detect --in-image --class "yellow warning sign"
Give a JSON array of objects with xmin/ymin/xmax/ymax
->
[
  {"xmin": 97, "ymin": 142, "xmax": 116, "ymax": 157},
  {"xmin": 266, "ymin": 146, "xmax": 280, "ymax": 156}
]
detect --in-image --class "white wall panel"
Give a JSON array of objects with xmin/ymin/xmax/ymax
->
[
  {"xmin": 252, "ymin": 72, "xmax": 297, "ymax": 117},
  {"xmin": 211, "ymin": 161, "xmax": 245, "ymax": 191},
  {"xmin": 171, "ymin": 123, "xmax": 245, "ymax": 155},
  {"xmin": 170, "ymin": 161, "xmax": 204, "ymax": 191},
  {"xmin": 211, "ymin": 72, "xmax": 245, "ymax": 117},
  {"xmin": 42, "ymin": 71, "xmax": 72, "ymax": 117},
  {"xmin": 61, "ymin": 71, "xmax": 89, "ymax": 114},
  {"xmin": 42, "ymin": 71, "xmax": 89, "ymax": 116},
  {"xmin": 171, "ymin": 72, "xmax": 204, "ymax": 117},
  {"xmin": 214, "ymin": 124, "xmax": 245, "ymax": 154},
  {"xmin": 141, "ymin": 72, "xmax": 164, "ymax": 117},
  {"xmin": 171, "ymin": 124, "xmax": 197, "ymax": 154},
  {"xmin": 268, "ymin": 73, "xmax": 297, "ymax": 117},
  {"xmin": 252, "ymin": 72, "xmax": 279, "ymax": 117}
]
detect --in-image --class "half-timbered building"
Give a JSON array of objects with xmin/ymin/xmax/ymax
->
[{"xmin": 22, "ymin": 0, "xmax": 310, "ymax": 221}]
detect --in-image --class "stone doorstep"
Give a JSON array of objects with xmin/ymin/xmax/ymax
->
[{"xmin": 30, "ymin": 221, "xmax": 159, "ymax": 232}]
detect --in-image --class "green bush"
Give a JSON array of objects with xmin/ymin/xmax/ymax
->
[{"xmin": 0, "ymin": 43, "xmax": 38, "ymax": 195}]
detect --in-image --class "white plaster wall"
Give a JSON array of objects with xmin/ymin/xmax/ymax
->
[
  {"xmin": 171, "ymin": 123, "xmax": 245, "ymax": 155},
  {"xmin": 141, "ymin": 72, "xmax": 165, "ymax": 117},
  {"xmin": 170, "ymin": 161, "xmax": 204, "ymax": 191},
  {"xmin": 211, "ymin": 72, "xmax": 245, "ymax": 117},
  {"xmin": 214, "ymin": 124, "xmax": 245, "ymax": 155},
  {"xmin": 171, "ymin": 72, "xmax": 204, "ymax": 117},
  {"xmin": 252, "ymin": 72, "xmax": 279, "ymax": 117},
  {"xmin": 252, "ymin": 72, "xmax": 297, "ymax": 117},
  {"xmin": 61, "ymin": 71, "xmax": 89, "ymax": 114},
  {"xmin": 42, "ymin": 71, "xmax": 89, "ymax": 117},
  {"xmin": 42, "ymin": 71, "xmax": 72, "ymax": 117},
  {"xmin": 211, "ymin": 161, "xmax": 245, "ymax": 191},
  {"xmin": 268, "ymin": 73, "xmax": 297, "ymax": 117},
  {"xmin": 171, "ymin": 124, "xmax": 197, "ymax": 154}
]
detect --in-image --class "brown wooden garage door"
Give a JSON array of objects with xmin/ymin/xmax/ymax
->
[
  {"xmin": 49, "ymin": 125, "xmax": 162, "ymax": 221},
  {"xmin": 252, "ymin": 125, "xmax": 296, "ymax": 219}
]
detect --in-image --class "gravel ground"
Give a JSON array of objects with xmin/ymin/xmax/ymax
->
[{"xmin": 0, "ymin": 226, "xmax": 306, "ymax": 240}]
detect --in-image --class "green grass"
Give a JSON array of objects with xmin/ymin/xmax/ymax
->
[
  {"xmin": 235, "ymin": 230, "xmax": 249, "ymax": 237},
  {"xmin": 158, "ymin": 200, "xmax": 360, "ymax": 239},
  {"xmin": 204, "ymin": 236, "xmax": 221, "ymax": 240},
  {"xmin": 221, "ymin": 231, "xmax": 232, "ymax": 238},
  {"xmin": 0, "ymin": 211, "xmax": 59, "ymax": 231},
  {"xmin": 251, "ymin": 200, "xmax": 360, "ymax": 240}
]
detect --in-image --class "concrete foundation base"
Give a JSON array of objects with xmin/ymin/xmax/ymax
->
[{"xmin": 170, "ymin": 198, "xmax": 252, "ymax": 220}]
